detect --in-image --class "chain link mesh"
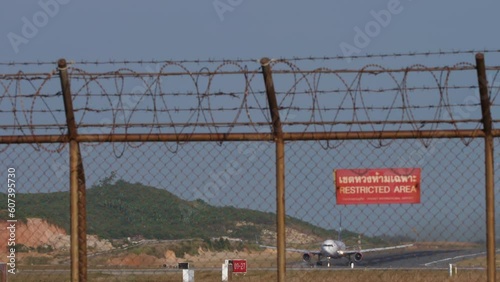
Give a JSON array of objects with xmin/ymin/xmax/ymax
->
[{"xmin": 1, "ymin": 52, "xmax": 499, "ymax": 281}]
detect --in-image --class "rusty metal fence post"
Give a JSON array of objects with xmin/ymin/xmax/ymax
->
[
  {"xmin": 58, "ymin": 59, "xmax": 88, "ymax": 282},
  {"xmin": 475, "ymin": 53, "xmax": 496, "ymax": 282},
  {"xmin": 261, "ymin": 57, "xmax": 286, "ymax": 282},
  {"xmin": 1, "ymin": 54, "xmax": 499, "ymax": 281}
]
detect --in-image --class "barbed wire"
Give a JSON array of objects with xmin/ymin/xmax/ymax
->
[
  {"xmin": 1, "ymin": 48, "xmax": 500, "ymax": 66},
  {"xmin": 1, "ymin": 55, "xmax": 498, "ymax": 153},
  {"xmin": 2, "ymin": 51, "xmax": 498, "ymax": 281},
  {"xmin": 283, "ymin": 48, "xmax": 500, "ymax": 62}
]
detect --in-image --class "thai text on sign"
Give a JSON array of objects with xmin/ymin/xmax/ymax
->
[{"xmin": 334, "ymin": 168, "xmax": 421, "ymax": 204}]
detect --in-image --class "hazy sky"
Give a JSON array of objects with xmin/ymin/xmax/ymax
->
[
  {"xmin": 1, "ymin": 1, "xmax": 499, "ymax": 62},
  {"xmin": 2, "ymin": 1, "xmax": 499, "ymax": 242}
]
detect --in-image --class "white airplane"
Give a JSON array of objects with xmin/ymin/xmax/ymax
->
[
  {"xmin": 296, "ymin": 239, "xmax": 413, "ymax": 268},
  {"xmin": 261, "ymin": 238, "xmax": 413, "ymax": 268},
  {"xmin": 260, "ymin": 213, "xmax": 413, "ymax": 268}
]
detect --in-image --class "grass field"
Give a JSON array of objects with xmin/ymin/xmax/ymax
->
[
  {"xmin": 7, "ymin": 269, "xmax": 492, "ymax": 282},
  {"xmin": 8, "ymin": 242, "xmax": 497, "ymax": 281}
]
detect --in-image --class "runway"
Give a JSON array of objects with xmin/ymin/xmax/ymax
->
[
  {"xmin": 288, "ymin": 247, "xmax": 495, "ymax": 269},
  {"xmin": 15, "ymin": 248, "xmax": 497, "ymax": 276}
]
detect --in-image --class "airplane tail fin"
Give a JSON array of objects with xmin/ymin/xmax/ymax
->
[{"xmin": 338, "ymin": 211, "xmax": 342, "ymax": 241}]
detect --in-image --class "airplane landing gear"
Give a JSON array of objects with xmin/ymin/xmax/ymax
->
[{"xmin": 316, "ymin": 254, "xmax": 323, "ymax": 267}]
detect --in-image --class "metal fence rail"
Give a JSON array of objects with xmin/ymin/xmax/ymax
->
[{"xmin": 0, "ymin": 51, "xmax": 498, "ymax": 282}]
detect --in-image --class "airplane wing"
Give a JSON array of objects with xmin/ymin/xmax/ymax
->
[
  {"xmin": 259, "ymin": 245, "xmax": 321, "ymax": 255},
  {"xmin": 343, "ymin": 243, "xmax": 413, "ymax": 255}
]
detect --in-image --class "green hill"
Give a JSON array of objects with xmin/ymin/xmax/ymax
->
[{"xmin": 0, "ymin": 178, "xmax": 345, "ymax": 242}]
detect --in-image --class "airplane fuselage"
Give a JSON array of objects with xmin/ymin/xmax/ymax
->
[
  {"xmin": 320, "ymin": 239, "xmax": 347, "ymax": 258},
  {"xmin": 299, "ymin": 238, "xmax": 412, "ymax": 267}
]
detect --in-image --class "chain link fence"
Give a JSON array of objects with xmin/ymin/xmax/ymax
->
[{"xmin": 1, "ymin": 51, "xmax": 499, "ymax": 281}]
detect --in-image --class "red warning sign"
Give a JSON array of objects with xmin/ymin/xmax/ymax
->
[
  {"xmin": 334, "ymin": 168, "xmax": 421, "ymax": 205},
  {"xmin": 232, "ymin": 259, "xmax": 247, "ymax": 273}
]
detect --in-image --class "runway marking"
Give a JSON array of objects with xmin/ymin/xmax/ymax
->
[{"xmin": 424, "ymin": 249, "xmax": 500, "ymax": 266}]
